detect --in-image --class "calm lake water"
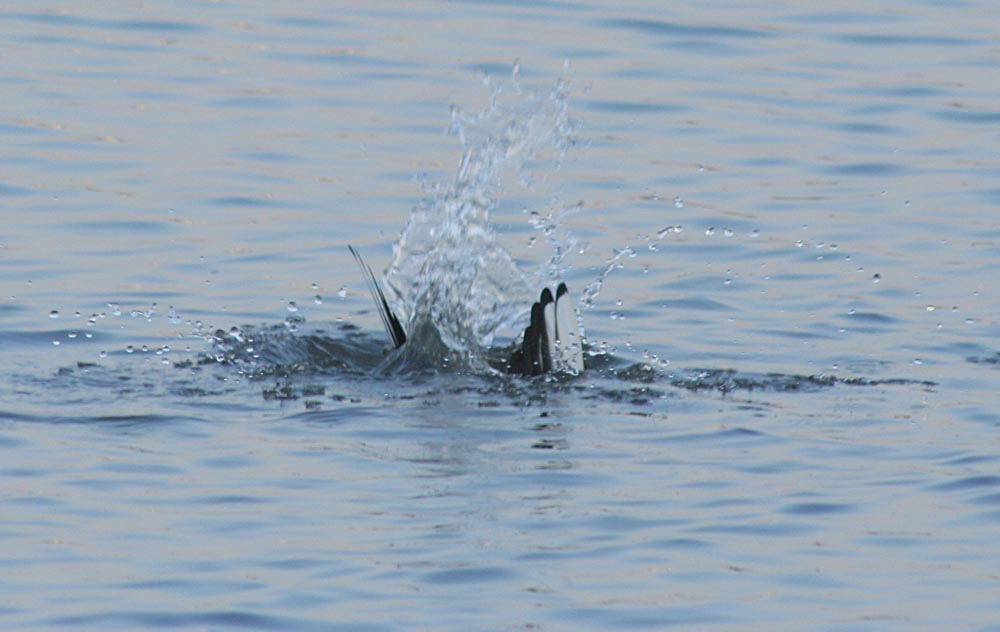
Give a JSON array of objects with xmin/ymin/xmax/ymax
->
[{"xmin": 2, "ymin": 1, "xmax": 1000, "ymax": 630}]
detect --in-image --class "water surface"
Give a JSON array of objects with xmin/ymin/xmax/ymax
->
[{"xmin": 2, "ymin": 1, "xmax": 999, "ymax": 630}]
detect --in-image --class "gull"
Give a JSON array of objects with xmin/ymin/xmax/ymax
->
[{"xmin": 349, "ymin": 245, "xmax": 584, "ymax": 375}]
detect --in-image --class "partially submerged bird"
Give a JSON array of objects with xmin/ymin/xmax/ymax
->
[{"xmin": 349, "ymin": 245, "xmax": 584, "ymax": 376}]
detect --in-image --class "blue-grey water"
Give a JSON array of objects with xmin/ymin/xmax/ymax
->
[{"xmin": 2, "ymin": 2, "xmax": 1000, "ymax": 630}]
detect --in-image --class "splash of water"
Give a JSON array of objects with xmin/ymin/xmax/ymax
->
[{"xmin": 383, "ymin": 79, "xmax": 575, "ymax": 364}]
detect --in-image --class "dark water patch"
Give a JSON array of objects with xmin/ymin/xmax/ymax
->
[
  {"xmin": 836, "ymin": 121, "xmax": 903, "ymax": 135},
  {"xmin": 649, "ymin": 537, "xmax": 712, "ymax": 550},
  {"xmin": 945, "ymin": 454, "xmax": 1000, "ymax": 467},
  {"xmin": 0, "ymin": 410, "xmax": 197, "ymax": 428},
  {"xmin": 696, "ymin": 522, "xmax": 813, "ymax": 537},
  {"xmin": 452, "ymin": 0, "xmax": 585, "ymax": 10},
  {"xmin": 658, "ymin": 427, "xmax": 767, "ymax": 445},
  {"xmin": 822, "ymin": 162, "xmax": 908, "ymax": 176},
  {"xmin": 751, "ymin": 327, "xmax": 836, "ymax": 341},
  {"xmin": 604, "ymin": 18, "xmax": 772, "ymax": 39},
  {"xmin": 835, "ymin": 33, "xmax": 974, "ymax": 46},
  {"xmin": 966, "ymin": 352, "xmax": 1000, "ymax": 365},
  {"xmin": 68, "ymin": 219, "xmax": 173, "ymax": 234},
  {"xmin": 422, "ymin": 565, "xmax": 515, "ymax": 585},
  {"xmin": 199, "ymin": 455, "xmax": 261, "ymax": 469},
  {"xmin": 656, "ymin": 296, "xmax": 733, "ymax": 312},
  {"xmin": 205, "ymin": 196, "xmax": 282, "ymax": 208},
  {"xmin": 972, "ymin": 493, "xmax": 1000, "ymax": 506},
  {"xmin": 862, "ymin": 531, "xmax": 931, "ymax": 547},
  {"xmin": 0, "ymin": 183, "xmax": 32, "ymax": 196},
  {"xmin": 194, "ymin": 494, "xmax": 269, "ymax": 506},
  {"xmin": 99, "ymin": 461, "xmax": 182, "ymax": 476},
  {"xmin": 2, "ymin": 12, "xmax": 207, "ymax": 33},
  {"xmin": 110, "ymin": 19, "xmax": 203, "ymax": 33},
  {"xmin": 930, "ymin": 475, "xmax": 1000, "ymax": 493},
  {"xmin": 934, "ymin": 108, "xmax": 1000, "ymax": 124},
  {"xmin": 668, "ymin": 368, "xmax": 935, "ymax": 395},
  {"xmin": 784, "ymin": 10, "xmax": 901, "ymax": 25},
  {"xmin": 6, "ymin": 495, "xmax": 63, "ymax": 508},
  {"xmin": 213, "ymin": 95, "xmax": 291, "ymax": 110},
  {"xmin": 842, "ymin": 311, "xmax": 899, "ymax": 324},
  {"xmin": 855, "ymin": 85, "xmax": 946, "ymax": 98},
  {"xmin": 271, "ymin": 51, "xmax": 420, "ymax": 70},
  {"xmin": 780, "ymin": 502, "xmax": 856, "ymax": 516},
  {"xmin": 271, "ymin": 15, "xmax": 343, "ymax": 29},
  {"xmin": 588, "ymin": 514, "xmax": 685, "ymax": 533},
  {"xmin": 44, "ymin": 610, "xmax": 373, "ymax": 631},
  {"xmin": 579, "ymin": 99, "xmax": 686, "ymax": 115},
  {"xmin": 560, "ymin": 604, "xmax": 726, "ymax": 628}
]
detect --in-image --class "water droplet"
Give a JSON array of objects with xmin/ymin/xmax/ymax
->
[
  {"xmin": 926, "ymin": 305, "xmax": 935, "ymax": 312},
  {"xmin": 287, "ymin": 301, "xmax": 299, "ymax": 313},
  {"xmin": 673, "ymin": 196, "xmax": 684, "ymax": 208},
  {"xmin": 723, "ymin": 227, "xmax": 734, "ymax": 237},
  {"xmin": 872, "ymin": 273, "xmax": 881, "ymax": 283},
  {"xmin": 52, "ymin": 340, "xmax": 60, "ymax": 346},
  {"xmin": 49, "ymin": 310, "xmax": 59, "ymax": 319},
  {"xmin": 706, "ymin": 227, "xmax": 715, "ymax": 236},
  {"xmin": 125, "ymin": 345, "xmax": 134, "ymax": 353},
  {"xmin": 67, "ymin": 331, "xmax": 77, "ymax": 339},
  {"xmin": 311, "ymin": 282, "xmax": 319, "ymax": 291},
  {"xmin": 314, "ymin": 295, "xmax": 323, "ymax": 305},
  {"xmin": 99, "ymin": 350, "xmax": 107, "ymax": 358},
  {"xmin": 337, "ymin": 287, "xmax": 347, "ymax": 299},
  {"xmin": 751, "ymin": 229, "xmax": 759, "ymax": 238}
]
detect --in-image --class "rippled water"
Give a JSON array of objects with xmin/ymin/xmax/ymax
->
[{"xmin": 3, "ymin": 2, "xmax": 1000, "ymax": 630}]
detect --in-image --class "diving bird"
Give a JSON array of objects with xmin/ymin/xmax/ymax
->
[{"xmin": 348, "ymin": 245, "xmax": 584, "ymax": 375}]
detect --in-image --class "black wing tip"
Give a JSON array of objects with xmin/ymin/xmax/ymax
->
[
  {"xmin": 347, "ymin": 244, "xmax": 406, "ymax": 350},
  {"xmin": 508, "ymin": 282, "xmax": 584, "ymax": 377}
]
